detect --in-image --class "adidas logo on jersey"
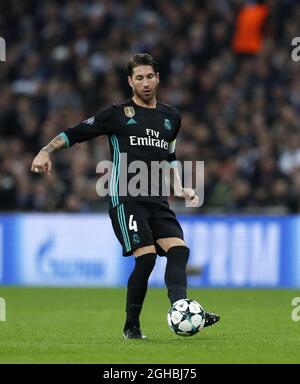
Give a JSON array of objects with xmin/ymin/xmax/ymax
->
[{"xmin": 127, "ymin": 118, "xmax": 137, "ymax": 125}]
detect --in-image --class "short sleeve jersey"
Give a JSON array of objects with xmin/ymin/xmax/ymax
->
[{"xmin": 63, "ymin": 99, "xmax": 181, "ymax": 207}]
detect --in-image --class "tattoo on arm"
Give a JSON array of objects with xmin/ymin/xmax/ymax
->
[{"xmin": 41, "ymin": 133, "xmax": 69, "ymax": 154}]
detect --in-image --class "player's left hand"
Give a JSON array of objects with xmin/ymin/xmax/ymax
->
[{"xmin": 178, "ymin": 188, "xmax": 199, "ymax": 206}]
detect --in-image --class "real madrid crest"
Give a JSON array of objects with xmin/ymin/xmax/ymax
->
[
  {"xmin": 124, "ymin": 106, "xmax": 136, "ymax": 118},
  {"xmin": 164, "ymin": 118, "xmax": 172, "ymax": 130}
]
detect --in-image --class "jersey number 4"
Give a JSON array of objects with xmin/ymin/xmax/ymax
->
[{"xmin": 129, "ymin": 215, "xmax": 138, "ymax": 232}]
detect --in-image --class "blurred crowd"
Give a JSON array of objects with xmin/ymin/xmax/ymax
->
[{"xmin": 1, "ymin": 0, "xmax": 300, "ymax": 213}]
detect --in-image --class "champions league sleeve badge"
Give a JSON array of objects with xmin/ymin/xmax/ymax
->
[{"xmin": 83, "ymin": 116, "xmax": 95, "ymax": 125}]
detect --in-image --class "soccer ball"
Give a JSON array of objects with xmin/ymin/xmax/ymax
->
[{"xmin": 167, "ymin": 298, "xmax": 206, "ymax": 336}]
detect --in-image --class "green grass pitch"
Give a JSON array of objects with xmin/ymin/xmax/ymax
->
[{"xmin": 0, "ymin": 287, "xmax": 299, "ymax": 364}]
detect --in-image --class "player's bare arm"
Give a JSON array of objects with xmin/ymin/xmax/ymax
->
[
  {"xmin": 171, "ymin": 164, "xmax": 199, "ymax": 206},
  {"xmin": 31, "ymin": 133, "xmax": 68, "ymax": 175}
]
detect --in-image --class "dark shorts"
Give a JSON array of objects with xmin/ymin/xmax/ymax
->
[{"xmin": 109, "ymin": 199, "xmax": 184, "ymax": 256}]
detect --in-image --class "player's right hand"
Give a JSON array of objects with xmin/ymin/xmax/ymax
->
[
  {"xmin": 31, "ymin": 150, "xmax": 52, "ymax": 175},
  {"xmin": 181, "ymin": 188, "xmax": 199, "ymax": 206}
]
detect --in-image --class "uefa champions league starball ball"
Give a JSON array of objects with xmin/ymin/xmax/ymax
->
[{"xmin": 167, "ymin": 299, "xmax": 206, "ymax": 336}]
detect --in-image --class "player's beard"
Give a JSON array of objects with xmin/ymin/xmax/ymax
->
[{"xmin": 134, "ymin": 86, "xmax": 157, "ymax": 104}]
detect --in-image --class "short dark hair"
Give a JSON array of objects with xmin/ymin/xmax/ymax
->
[{"xmin": 127, "ymin": 53, "xmax": 158, "ymax": 76}]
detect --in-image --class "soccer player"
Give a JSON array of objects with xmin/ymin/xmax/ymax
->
[{"xmin": 31, "ymin": 53, "xmax": 220, "ymax": 339}]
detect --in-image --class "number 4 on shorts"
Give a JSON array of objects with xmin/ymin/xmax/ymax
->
[{"xmin": 129, "ymin": 215, "xmax": 138, "ymax": 232}]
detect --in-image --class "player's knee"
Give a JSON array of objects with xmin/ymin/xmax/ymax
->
[
  {"xmin": 166, "ymin": 246, "xmax": 190, "ymax": 265},
  {"xmin": 157, "ymin": 238, "xmax": 185, "ymax": 252},
  {"xmin": 134, "ymin": 245, "xmax": 156, "ymax": 257}
]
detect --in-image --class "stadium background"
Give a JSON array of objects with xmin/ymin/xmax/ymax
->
[{"xmin": 0, "ymin": 0, "xmax": 300, "ymax": 288}]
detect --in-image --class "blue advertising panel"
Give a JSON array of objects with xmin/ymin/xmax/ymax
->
[
  {"xmin": 0, "ymin": 214, "xmax": 122, "ymax": 286},
  {"xmin": 0, "ymin": 214, "xmax": 299, "ymax": 287},
  {"xmin": 177, "ymin": 216, "xmax": 297, "ymax": 288}
]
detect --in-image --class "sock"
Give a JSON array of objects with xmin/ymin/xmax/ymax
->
[
  {"xmin": 164, "ymin": 246, "xmax": 190, "ymax": 305},
  {"xmin": 124, "ymin": 253, "xmax": 156, "ymax": 330}
]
